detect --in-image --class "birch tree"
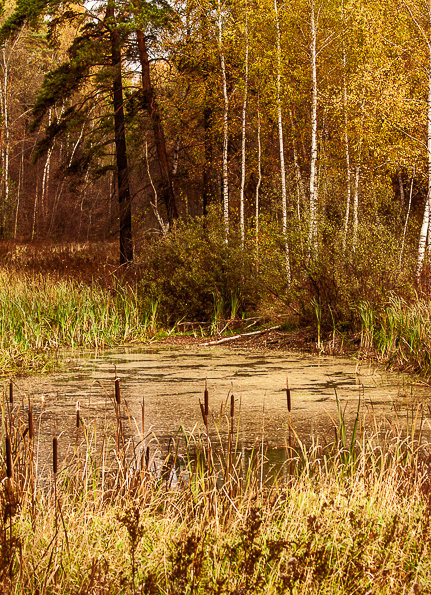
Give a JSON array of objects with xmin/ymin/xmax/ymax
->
[
  {"xmin": 218, "ymin": 0, "xmax": 230, "ymax": 242},
  {"xmin": 274, "ymin": 0, "xmax": 291, "ymax": 282},
  {"xmin": 404, "ymin": 0, "xmax": 431, "ymax": 278},
  {"xmin": 308, "ymin": 0, "xmax": 319, "ymax": 257},
  {"xmin": 239, "ymin": 0, "xmax": 249, "ymax": 249}
]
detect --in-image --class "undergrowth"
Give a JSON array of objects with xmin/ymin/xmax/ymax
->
[{"xmin": 0, "ymin": 213, "xmax": 429, "ymax": 380}]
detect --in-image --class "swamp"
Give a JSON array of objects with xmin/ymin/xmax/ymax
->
[{"xmin": 2, "ymin": 0, "xmax": 431, "ymax": 590}]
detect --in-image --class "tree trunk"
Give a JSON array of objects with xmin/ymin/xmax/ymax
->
[
  {"xmin": 136, "ymin": 28, "xmax": 178, "ymax": 226},
  {"xmin": 352, "ymin": 164, "xmax": 360, "ymax": 251},
  {"xmin": 0, "ymin": 48, "xmax": 9, "ymax": 238},
  {"xmin": 15, "ymin": 124, "xmax": 26, "ymax": 240},
  {"xmin": 255, "ymin": 95, "xmax": 262, "ymax": 262},
  {"xmin": 417, "ymin": 52, "xmax": 431, "ymax": 278},
  {"xmin": 108, "ymin": 1, "xmax": 133, "ymax": 264},
  {"xmin": 239, "ymin": 0, "xmax": 249, "ymax": 249},
  {"xmin": 274, "ymin": 0, "xmax": 291, "ymax": 283},
  {"xmin": 218, "ymin": 0, "xmax": 229, "ymax": 242},
  {"xmin": 308, "ymin": 0, "xmax": 319, "ymax": 258},
  {"xmin": 341, "ymin": 41, "xmax": 352, "ymax": 251},
  {"xmin": 400, "ymin": 168, "xmax": 414, "ymax": 267}
]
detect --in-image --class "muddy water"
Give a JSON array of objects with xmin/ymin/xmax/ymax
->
[{"xmin": 8, "ymin": 346, "xmax": 431, "ymax": 474}]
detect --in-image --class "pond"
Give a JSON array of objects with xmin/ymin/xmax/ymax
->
[{"xmin": 7, "ymin": 345, "xmax": 431, "ymax": 477}]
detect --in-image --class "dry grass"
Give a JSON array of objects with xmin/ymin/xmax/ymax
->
[{"xmin": 0, "ymin": 378, "xmax": 431, "ymax": 594}]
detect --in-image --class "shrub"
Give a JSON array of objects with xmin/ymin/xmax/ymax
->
[{"xmin": 137, "ymin": 212, "xmax": 261, "ymax": 323}]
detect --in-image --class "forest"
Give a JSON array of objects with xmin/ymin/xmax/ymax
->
[
  {"xmin": 1, "ymin": 0, "xmax": 431, "ymax": 350},
  {"xmin": 0, "ymin": 0, "xmax": 429, "ymax": 259},
  {"xmin": 1, "ymin": 1, "xmax": 431, "ymax": 592}
]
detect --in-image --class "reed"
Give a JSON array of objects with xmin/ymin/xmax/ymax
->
[
  {"xmin": 357, "ymin": 295, "xmax": 431, "ymax": 378},
  {"xmin": 0, "ymin": 377, "xmax": 430, "ymax": 592},
  {"xmin": 0, "ymin": 269, "xmax": 160, "ymax": 376}
]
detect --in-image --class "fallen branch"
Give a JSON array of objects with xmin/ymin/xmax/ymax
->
[{"xmin": 200, "ymin": 325, "xmax": 281, "ymax": 346}]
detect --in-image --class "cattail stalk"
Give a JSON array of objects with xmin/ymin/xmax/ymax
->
[
  {"xmin": 115, "ymin": 378, "xmax": 121, "ymax": 405},
  {"xmin": 53, "ymin": 436, "xmax": 58, "ymax": 476},
  {"xmin": 5, "ymin": 436, "xmax": 12, "ymax": 479},
  {"xmin": 28, "ymin": 403, "xmax": 34, "ymax": 441},
  {"xmin": 286, "ymin": 377, "xmax": 293, "ymax": 474},
  {"xmin": 286, "ymin": 377, "xmax": 291, "ymax": 412},
  {"xmin": 227, "ymin": 394, "xmax": 235, "ymax": 478},
  {"xmin": 204, "ymin": 379, "xmax": 209, "ymax": 416}
]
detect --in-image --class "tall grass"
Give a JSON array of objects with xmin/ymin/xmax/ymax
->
[
  {"xmin": 0, "ymin": 270, "xmax": 157, "ymax": 376},
  {"xmin": 357, "ymin": 295, "xmax": 431, "ymax": 378},
  {"xmin": 1, "ymin": 378, "xmax": 431, "ymax": 593}
]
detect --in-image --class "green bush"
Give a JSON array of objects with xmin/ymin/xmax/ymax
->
[
  {"xmin": 295, "ymin": 216, "xmax": 416, "ymax": 332},
  {"xmin": 137, "ymin": 213, "xmax": 261, "ymax": 323}
]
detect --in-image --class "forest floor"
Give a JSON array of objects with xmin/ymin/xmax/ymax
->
[{"xmin": 157, "ymin": 325, "xmax": 344, "ymax": 353}]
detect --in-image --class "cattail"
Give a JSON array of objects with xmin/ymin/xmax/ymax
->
[
  {"xmin": 141, "ymin": 397, "xmax": 145, "ymax": 438},
  {"xmin": 145, "ymin": 446, "xmax": 150, "ymax": 469},
  {"xmin": 286, "ymin": 377, "xmax": 291, "ymax": 412},
  {"xmin": 230, "ymin": 394, "xmax": 235, "ymax": 419},
  {"xmin": 9, "ymin": 380, "xmax": 13, "ymax": 405},
  {"xmin": 204, "ymin": 379, "xmax": 209, "ymax": 416},
  {"xmin": 28, "ymin": 402, "xmax": 34, "ymax": 440},
  {"xmin": 200, "ymin": 400, "xmax": 208, "ymax": 426},
  {"xmin": 5, "ymin": 436, "xmax": 12, "ymax": 479},
  {"xmin": 115, "ymin": 377, "xmax": 121, "ymax": 405},
  {"xmin": 53, "ymin": 436, "xmax": 58, "ymax": 475},
  {"xmin": 76, "ymin": 401, "xmax": 80, "ymax": 428}
]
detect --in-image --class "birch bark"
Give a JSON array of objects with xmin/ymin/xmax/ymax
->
[
  {"xmin": 274, "ymin": 0, "xmax": 291, "ymax": 283},
  {"xmin": 0, "ymin": 48, "xmax": 9, "ymax": 237},
  {"xmin": 417, "ymin": 40, "xmax": 431, "ymax": 278},
  {"xmin": 308, "ymin": 0, "xmax": 319, "ymax": 257},
  {"xmin": 352, "ymin": 164, "xmax": 360, "ymax": 251},
  {"xmin": 218, "ymin": 0, "xmax": 229, "ymax": 242},
  {"xmin": 255, "ymin": 96, "xmax": 262, "ymax": 260},
  {"xmin": 239, "ymin": 0, "xmax": 249, "ymax": 249},
  {"xmin": 341, "ymin": 34, "xmax": 352, "ymax": 251}
]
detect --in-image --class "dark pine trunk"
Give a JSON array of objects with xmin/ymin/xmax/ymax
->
[
  {"xmin": 136, "ymin": 28, "xmax": 178, "ymax": 226},
  {"xmin": 108, "ymin": 1, "xmax": 133, "ymax": 264}
]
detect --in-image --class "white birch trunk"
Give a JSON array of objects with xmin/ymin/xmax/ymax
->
[
  {"xmin": 417, "ymin": 53, "xmax": 431, "ymax": 278},
  {"xmin": 352, "ymin": 165, "xmax": 360, "ymax": 251},
  {"xmin": 274, "ymin": 0, "xmax": 291, "ymax": 283},
  {"xmin": 239, "ymin": 0, "xmax": 249, "ymax": 249},
  {"xmin": 255, "ymin": 95, "xmax": 262, "ymax": 260},
  {"xmin": 32, "ymin": 182, "xmax": 39, "ymax": 241},
  {"xmin": 0, "ymin": 49, "xmax": 10, "ymax": 236},
  {"xmin": 218, "ymin": 0, "xmax": 229, "ymax": 242},
  {"xmin": 308, "ymin": 0, "xmax": 319, "ymax": 257},
  {"xmin": 341, "ymin": 43, "xmax": 352, "ymax": 251},
  {"xmin": 41, "ymin": 109, "xmax": 53, "ymax": 224},
  {"xmin": 15, "ymin": 130, "xmax": 25, "ymax": 239},
  {"xmin": 400, "ymin": 168, "xmax": 415, "ymax": 267}
]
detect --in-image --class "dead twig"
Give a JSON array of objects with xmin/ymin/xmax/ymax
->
[{"xmin": 200, "ymin": 325, "xmax": 281, "ymax": 346}]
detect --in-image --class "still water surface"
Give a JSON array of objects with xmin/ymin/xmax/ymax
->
[{"xmin": 9, "ymin": 346, "xmax": 431, "ymax": 474}]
